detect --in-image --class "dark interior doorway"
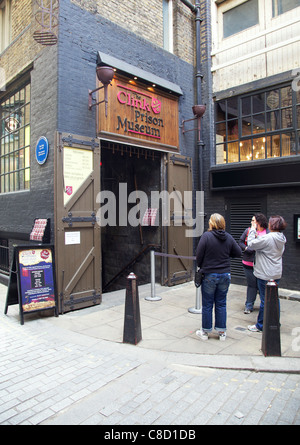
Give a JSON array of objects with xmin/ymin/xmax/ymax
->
[{"xmin": 100, "ymin": 141, "xmax": 162, "ymax": 291}]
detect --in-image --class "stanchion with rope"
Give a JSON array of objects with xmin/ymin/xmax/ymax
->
[
  {"xmin": 145, "ymin": 250, "xmax": 162, "ymax": 301},
  {"xmin": 145, "ymin": 250, "xmax": 201, "ymax": 314}
]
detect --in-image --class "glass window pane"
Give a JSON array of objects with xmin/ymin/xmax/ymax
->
[
  {"xmin": 281, "ymin": 86, "xmax": 292, "ymax": 107},
  {"xmin": 266, "ymin": 90, "xmax": 279, "ymax": 111},
  {"xmin": 266, "ymin": 111, "xmax": 280, "ymax": 131},
  {"xmin": 267, "ymin": 135, "xmax": 281, "ymax": 158},
  {"xmin": 282, "ymin": 132, "xmax": 295, "ymax": 156},
  {"xmin": 223, "ymin": 0, "xmax": 259, "ymax": 38},
  {"xmin": 216, "ymin": 101, "xmax": 226, "ymax": 121},
  {"xmin": 281, "ymin": 107, "xmax": 293, "ymax": 129},
  {"xmin": 241, "ymin": 119, "xmax": 252, "ymax": 136},
  {"xmin": 240, "ymin": 139, "xmax": 252, "ymax": 162},
  {"xmin": 228, "ymin": 141, "xmax": 239, "ymax": 163},
  {"xmin": 253, "ymin": 136, "xmax": 266, "ymax": 160},
  {"xmin": 253, "ymin": 114, "xmax": 265, "ymax": 133},
  {"xmin": 216, "ymin": 122, "xmax": 226, "ymax": 139},
  {"xmin": 272, "ymin": 0, "xmax": 300, "ymax": 17},
  {"xmin": 228, "ymin": 119, "xmax": 238, "ymax": 139},
  {"xmin": 227, "ymin": 97, "xmax": 238, "ymax": 118},
  {"xmin": 216, "ymin": 144, "xmax": 226, "ymax": 164},
  {"xmin": 252, "ymin": 93, "xmax": 265, "ymax": 114},
  {"xmin": 241, "ymin": 96, "xmax": 251, "ymax": 116},
  {"xmin": 0, "ymin": 82, "xmax": 30, "ymax": 193}
]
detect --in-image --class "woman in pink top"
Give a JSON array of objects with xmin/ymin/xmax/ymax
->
[{"xmin": 238, "ymin": 213, "xmax": 268, "ymax": 313}]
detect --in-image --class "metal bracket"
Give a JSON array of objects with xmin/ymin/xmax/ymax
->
[
  {"xmin": 63, "ymin": 292, "xmax": 101, "ymax": 311},
  {"xmin": 61, "ymin": 135, "xmax": 99, "ymax": 150},
  {"xmin": 62, "ymin": 212, "xmax": 97, "ymax": 227}
]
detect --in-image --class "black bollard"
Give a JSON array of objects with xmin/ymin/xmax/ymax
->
[
  {"xmin": 123, "ymin": 272, "xmax": 142, "ymax": 345},
  {"xmin": 261, "ymin": 280, "xmax": 281, "ymax": 357}
]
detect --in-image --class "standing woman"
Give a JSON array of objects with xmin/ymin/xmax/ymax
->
[
  {"xmin": 196, "ymin": 213, "xmax": 242, "ymax": 341},
  {"xmin": 239, "ymin": 213, "xmax": 269, "ymax": 314},
  {"xmin": 247, "ymin": 215, "xmax": 287, "ymax": 332}
]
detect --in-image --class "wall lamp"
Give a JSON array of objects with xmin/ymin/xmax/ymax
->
[
  {"xmin": 181, "ymin": 104, "xmax": 206, "ymax": 141},
  {"xmin": 88, "ymin": 66, "xmax": 115, "ymax": 116}
]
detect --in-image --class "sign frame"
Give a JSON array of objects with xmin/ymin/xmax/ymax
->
[
  {"xmin": 5, "ymin": 245, "xmax": 59, "ymax": 325},
  {"xmin": 294, "ymin": 214, "xmax": 300, "ymax": 243},
  {"xmin": 97, "ymin": 73, "xmax": 180, "ymax": 151}
]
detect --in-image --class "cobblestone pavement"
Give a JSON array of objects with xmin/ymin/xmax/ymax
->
[{"xmin": 1, "ymin": 310, "xmax": 299, "ymax": 426}]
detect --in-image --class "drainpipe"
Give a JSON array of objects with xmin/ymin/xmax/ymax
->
[{"xmin": 180, "ymin": 0, "xmax": 204, "ymax": 191}]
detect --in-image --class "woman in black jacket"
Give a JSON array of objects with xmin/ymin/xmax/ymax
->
[
  {"xmin": 238, "ymin": 213, "xmax": 268, "ymax": 314},
  {"xmin": 196, "ymin": 213, "xmax": 242, "ymax": 341}
]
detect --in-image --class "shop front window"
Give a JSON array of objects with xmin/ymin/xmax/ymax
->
[
  {"xmin": 0, "ymin": 82, "xmax": 30, "ymax": 192},
  {"xmin": 215, "ymin": 83, "xmax": 300, "ymax": 164}
]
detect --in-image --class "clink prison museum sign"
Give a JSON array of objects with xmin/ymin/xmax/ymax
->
[{"xmin": 97, "ymin": 74, "xmax": 179, "ymax": 151}]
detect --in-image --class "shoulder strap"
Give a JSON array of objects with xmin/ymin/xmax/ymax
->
[{"xmin": 244, "ymin": 227, "xmax": 251, "ymax": 245}]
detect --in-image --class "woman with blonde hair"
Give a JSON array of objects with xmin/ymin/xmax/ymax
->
[{"xmin": 196, "ymin": 213, "xmax": 242, "ymax": 341}]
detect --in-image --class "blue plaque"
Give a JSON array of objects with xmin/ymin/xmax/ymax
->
[{"xmin": 35, "ymin": 136, "xmax": 49, "ymax": 165}]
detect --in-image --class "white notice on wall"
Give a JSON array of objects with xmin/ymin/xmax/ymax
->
[{"xmin": 65, "ymin": 231, "xmax": 81, "ymax": 245}]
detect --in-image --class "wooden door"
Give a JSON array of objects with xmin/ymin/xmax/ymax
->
[
  {"xmin": 55, "ymin": 133, "xmax": 101, "ymax": 313},
  {"xmin": 167, "ymin": 153, "xmax": 193, "ymax": 285}
]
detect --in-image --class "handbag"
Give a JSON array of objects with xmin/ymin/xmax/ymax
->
[{"xmin": 194, "ymin": 269, "xmax": 203, "ymax": 288}]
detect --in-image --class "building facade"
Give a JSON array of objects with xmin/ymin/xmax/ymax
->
[
  {"xmin": 0, "ymin": 0, "xmax": 299, "ymax": 315},
  {"xmin": 0, "ymin": 0, "xmax": 206, "ymax": 312},
  {"xmin": 205, "ymin": 0, "xmax": 300, "ymax": 289}
]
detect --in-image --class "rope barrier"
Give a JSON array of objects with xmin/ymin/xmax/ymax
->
[{"xmin": 145, "ymin": 249, "xmax": 202, "ymax": 314}]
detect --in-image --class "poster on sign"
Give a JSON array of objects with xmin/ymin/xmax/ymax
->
[{"xmin": 5, "ymin": 245, "xmax": 58, "ymax": 324}]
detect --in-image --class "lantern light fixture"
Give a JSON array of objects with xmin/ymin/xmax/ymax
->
[
  {"xmin": 88, "ymin": 66, "xmax": 115, "ymax": 116},
  {"xmin": 181, "ymin": 104, "xmax": 206, "ymax": 141}
]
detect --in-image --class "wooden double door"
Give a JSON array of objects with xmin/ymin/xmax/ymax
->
[{"xmin": 55, "ymin": 133, "xmax": 193, "ymax": 312}]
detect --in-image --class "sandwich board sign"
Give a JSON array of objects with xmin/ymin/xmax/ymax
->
[{"xmin": 4, "ymin": 245, "xmax": 58, "ymax": 325}]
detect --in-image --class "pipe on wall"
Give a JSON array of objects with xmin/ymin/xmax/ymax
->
[{"xmin": 180, "ymin": 0, "xmax": 204, "ymax": 192}]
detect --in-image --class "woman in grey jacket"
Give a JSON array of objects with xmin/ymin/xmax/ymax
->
[{"xmin": 246, "ymin": 215, "xmax": 287, "ymax": 332}]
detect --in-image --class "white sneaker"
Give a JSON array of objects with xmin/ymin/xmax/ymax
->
[
  {"xmin": 248, "ymin": 324, "xmax": 262, "ymax": 332},
  {"xmin": 218, "ymin": 331, "xmax": 226, "ymax": 341},
  {"xmin": 196, "ymin": 329, "xmax": 208, "ymax": 340}
]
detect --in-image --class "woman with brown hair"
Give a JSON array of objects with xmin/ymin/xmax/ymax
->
[
  {"xmin": 247, "ymin": 215, "xmax": 287, "ymax": 332},
  {"xmin": 196, "ymin": 213, "xmax": 242, "ymax": 341},
  {"xmin": 239, "ymin": 213, "xmax": 269, "ymax": 314}
]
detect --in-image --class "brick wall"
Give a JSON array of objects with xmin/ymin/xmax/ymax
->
[
  {"xmin": 0, "ymin": 0, "xmax": 43, "ymax": 85},
  {"xmin": 71, "ymin": 0, "xmax": 194, "ymax": 64}
]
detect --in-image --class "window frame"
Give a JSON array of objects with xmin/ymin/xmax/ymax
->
[
  {"xmin": 272, "ymin": 0, "xmax": 300, "ymax": 17},
  {"xmin": 0, "ymin": 0, "xmax": 12, "ymax": 53},
  {"xmin": 0, "ymin": 80, "xmax": 31, "ymax": 193},
  {"xmin": 215, "ymin": 82, "xmax": 300, "ymax": 165}
]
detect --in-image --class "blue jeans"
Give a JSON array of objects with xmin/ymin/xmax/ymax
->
[
  {"xmin": 256, "ymin": 279, "xmax": 280, "ymax": 331},
  {"xmin": 201, "ymin": 273, "xmax": 231, "ymax": 332},
  {"xmin": 243, "ymin": 265, "xmax": 257, "ymax": 311}
]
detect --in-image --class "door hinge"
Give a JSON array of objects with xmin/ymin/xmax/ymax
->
[{"xmin": 62, "ymin": 212, "xmax": 97, "ymax": 226}]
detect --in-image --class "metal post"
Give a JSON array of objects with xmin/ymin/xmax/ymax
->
[
  {"xmin": 261, "ymin": 280, "xmax": 281, "ymax": 357},
  {"xmin": 123, "ymin": 272, "xmax": 142, "ymax": 345},
  {"xmin": 145, "ymin": 250, "xmax": 161, "ymax": 301},
  {"xmin": 188, "ymin": 286, "xmax": 202, "ymax": 314}
]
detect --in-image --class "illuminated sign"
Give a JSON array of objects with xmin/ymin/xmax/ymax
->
[{"xmin": 97, "ymin": 74, "xmax": 179, "ymax": 151}]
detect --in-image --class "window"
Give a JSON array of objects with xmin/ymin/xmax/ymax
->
[
  {"xmin": 0, "ymin": 0, "xmax": 11, "ymax": 53},
  {"xmin": 0, "ymin": 82, "xmax": 31, "ymax": 192},
  {"xmin": 163, "ymin": 0, "xmax": 173, "ymax": 52},
  {"xmin": 272, "ymin": 0, "xmax": 300, "ymax": 17},
  {"xmin": 215, "ymin": 83, "xmax": 300, "ymax": 164},
  {"xmin": 223, "ymin": 0, "xmax": 259, "ymax": 38}
]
